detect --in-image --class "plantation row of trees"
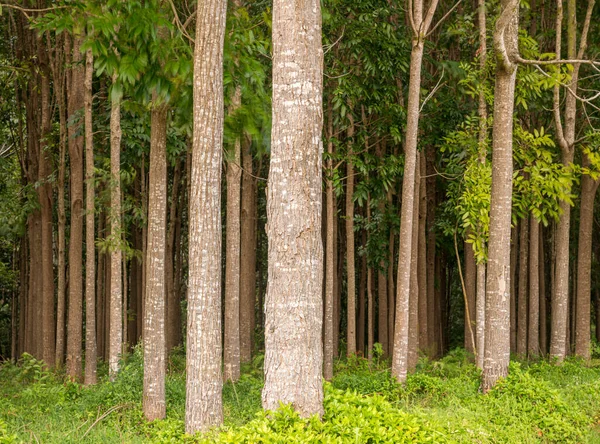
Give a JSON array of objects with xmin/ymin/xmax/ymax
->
[{"xmin": 0, "ymin": 0, "xmax": 598, "ymax": 434}]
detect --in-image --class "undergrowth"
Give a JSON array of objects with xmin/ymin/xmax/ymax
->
[{"xmin": 1, "ymin": 348, "xmax": 600, "ymax": 443}]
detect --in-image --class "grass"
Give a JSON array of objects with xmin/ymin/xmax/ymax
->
[{"xmin": 1, "ymin": 347, "xmax": 600, "ymax": 443}]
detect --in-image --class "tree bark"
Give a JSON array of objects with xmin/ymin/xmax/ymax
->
[
  {"xmin": 528, "ymin": 215, "xmax": 540, "ymax": 357},
  {"xmin": 358, "ymin": 229, "xmax": 367, "ymax": 355},
  {"xmin": 84, "ymin": 46, "xmax": 97, "ymax": 385},
  {"xmin": 224, "ymin": 87, "xmax": 242, "ymax": 382},
  {"xmin": 324, "ymin": 109, "xmax": 334, "ymax": 381},
  {"xmin": 165, "ymin": 159, "xmax": 182, "ymax": 352},
  {"xmin": 185, "ymin": 0, "xmax": 227, "ymax": 432},
  {"xmin": 262, "ymin": 0, "xmax": 324, "ymax": 417},
  {"xmin": 418, "ymin": 153, "xmax": 427, "ymax": 353},
  {"xmin": 517, "ymin": 215, "xmax": 529, "ymax": 357},
  {"xmin": 482, "ymin": 0, "xmax": 519, "ymax": 392},
  {"xmin": 66, "ymin": 34, "xmax": 85, "ymax": 380},
  {"xmin": 408, "ymin": 160, "xmax": 421, "ymax": 372},
  {"xmin": 476, "ymin": 262, "xmax": 486, "ymax": 369},
  {"xmin": 426, "ymin": 145, "xmax": 436, "ymax": 354},
  {"xmin": 465, "ymin": 241, "xmax": 476, "ymax": 355},
  {"xmin": 346, "ymin": 115, "xmax": 356, "ymax": 357},
  {"xmin": 510, "ymin": 224, "xmax": 518, "ymax": 353},
  {"xmin": 539, "ymin": 226, "xmax": 547, "ymax": 355}
]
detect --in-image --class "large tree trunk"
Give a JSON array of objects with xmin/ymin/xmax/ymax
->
[
  {"xmin": 66, "ymin": 34, "xmax": 85, "ymax": 380},
  {"xmin": 224, "ymin": 88, "xmax": 242, "ymax": 382},
  {"xmin": 262, "ymin": 0, "xmax": 324, "ymax": 417},
  {"xmin": 143, "ymin": 103, "xmax": 168, "ymax": 420},
  {"xmin": 575, "ymin": 160, "xmax": 599, "ymax": 360},
  {"xmin": 517, "ymin": 215, "xmax": 529, "ymax": 357},
  {"xmin": 185, "ymin": 0, "xmax": 227, "ymax": 432},
  {"xmin": 482, "ymin": 0, "xmax": 519, "ymax": 392},
  {"xmin": 84, "ymin": 46, "xmax": 97, "ymax": 385},
  {"xmin": 346, "ymin": 116, "xmax": 356, "ymax": 357},
  {"xmin": 109, "ymin": 72, "xmax": 123, "ymax": 381},
  {"xmin": 528, "ymin": 215, "xmax": 540, "ymax": 357}
]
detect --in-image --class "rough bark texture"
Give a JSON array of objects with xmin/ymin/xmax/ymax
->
[
  {"xmin": 262, "ymin": 0, "xmax": 324, "ymax": 417},
  {"xmin": 66, "ymin": 34, "xmax": 85, "ymax": 380},
  {"xmin": 528, "ymin": 216, "xmax": 540, "ymax": 357},
  {"xmin": 224, "ymin": 88, "xmax": 242, "ymax": 382},
  {"xmin": 575, "ymin": 158, "xmax": 599, "ymax": 360},
  {"xmin": 185, "ymin": 0, "xmax": 227, "ymax": 432},
  {"xmin": 84, "ymin": 47, "xmax": 97, "ymax": 385},
  {"xmin": 476, "ymin": 262, "xmax": 486, "ymax": 369},
  {"xmin": 143, "ymin": 103, "xmax": 168, "ymax": 421},
  {"xmin": 346, "ymin": 117, "xmax": 356, "ymax": 357},
  {"xmin": 482, "ymin": 0, "xmax": 519, "ymax": 392},
  {"xmin": 109, "ymin": 72, "xmax": 123, "ymax": 381},
  {"xmin": 517, "ymin": 215, "xmax": 529, "ymax": 357}
]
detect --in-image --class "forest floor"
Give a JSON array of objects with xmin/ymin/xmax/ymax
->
[{"xmin": 1, "ymin": 348, "xmax": 600, "ymax": 443}]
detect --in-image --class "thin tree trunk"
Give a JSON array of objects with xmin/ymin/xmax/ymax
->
[
  {"xmin": 387, "ymin": 191, "xmax": 396, "ymax": 350},
  {"xmin": 418, "ymin": 153, "xmax": 427, "ymax": 353},
  {"xmin": 528, "ymin": 215, "xmax": 540, "ymax": 357},
  {"xmin": 165, "ymin": 159, "xmax": 182, "ymax": 352},
  {"xmin": 482, "ymin": 0, "xmax": 519, "ymax": 392},
  {"xmin": 324, "ymin": 108, "xmax": 335, "ymax": 380},
  {"xmin": 476, "ymin": 262, "xmax": 486, "ymax": 369},
  {"xmin": 346, "ymin": 114, "xmax": 356, "ymax": 357},
  {"xmin": 465, "ymin": 241, "xmax": 476, "ymax": 355},
  {"xmin": 540, "ymin": 226, "xmax": 547, "ymax": 355},
  {"xmin": 109, "ymin": 71, "xmax": 123, "ymax": 381},
  {"xmin": 426, "ymin": 145, "xmax": 436, "ymax": 354},
  {"xmin": 97, "ymin": 212, "xmax": 106, "ymax": 360},
  {"xmin": 143, "ymin": 102, "xmax": 168, "ymax": 420},
  {"xmin": 224, "ymin": 87, "xmax": 242, "ymax": 382},
  {"xmin": 185, "ymin": 0, "xmax": 227, "ymax": 431},
  {"xmin": 66, "ymin": 34, "xmax": 85, "ymax": 380},
  {"xmin": 358, "ymin": 229, "xmax": 367, "ymax": 355},
  {"xmin": 367, "ymin": 202, "xmax": 374, "ymax": 360},
  {"xmin": 408, "ymin": 161, "xmax": 421, "ymax": 372},
  {"xmin": 517, "ymin": 215, "xmax": 529, "ymax": 357},
  {"xmin": 84, "ymin": 46, "xmax": 97, "ymax": 385},
  {"xmin": 510, "ymin": 224, "xmax": 518, "ymax": 353},
  {"xmin": 262, "ymin": 0, "xmax": 324, "ymax": 417},
  {"xmin": 18, "ymin": 236, "xmax": 27, "ymax": 357}
]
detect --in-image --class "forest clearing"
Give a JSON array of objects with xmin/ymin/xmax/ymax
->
[{"xmin": 0, "ymin": 0, "xmax": 599, "ymax": 441}]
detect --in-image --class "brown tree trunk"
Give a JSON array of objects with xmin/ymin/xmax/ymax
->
[
  {"xmin": 239, "ymin": 139, "xmax": 256, "ymax": 363},
  {"xmin": 367, "ymin": 204, "xmax": 375, "ymax": 360},
  {"xmin": 418, "ymin": 153, "xmax": 427, "ymax": 353},
  {"xmin": 408, "ymin": 162, "xmax": 421, "ymax": 372},
  {"xmin": 143, "ymin": 102, "xmax": 168, "ymax": 420},
  {"xmin": 224, "ymin": 88, "xmax": 242, "ymax": 382},
  {"xmin": 18, "ymin": 236, "xmax": 27, "ymax": 357},
  {"xmin": 528, "ymin": 215, "xmax": 540, "ymax": 357},
  {"xmin": 185, "ymin": 0, "xmax": 227, "ymax": 432},
  {"xmin": 465, "ymin": 241, "xmax": 476, "ymax": 355},
  {"xmin": 346, "ymin": 115, "xmax": 356, "ymax": 357},
  {"xmin": 387, "ymin": 191, "xmax": 396, "ymax": 350},
  {"xmin": 575, "ymin": 160, "xmax": 599, "ymax": 360},
  {"xmin": 84, "ymin": 46, "xmax": 97, "ymax": 385},
  {"xmin": 476, "ymin": 262, "xmax": 486, "ymax": 369},
  {"xmin": 324, "ymin": 110, "xmax": 334, "ymax": 380},
  {"xmin": 539, "ymin": 226, "xmax": 547, "ymax": 355},
  {"xmin": 165, "ymin": 159, "xmax": 182, "ymax": 352},
  {"xmin": 97, "ymin": 212, "xmax": 106, "ymax": 360},
  {"xmin": 510, "ymin": 224, "xmax": 518, "ymax": 353},
  {"xmin": 66, "ymin": 34, "xmax": 85, "ymax": 380},
  {"xmin": 517, "ymin": 215, "xmax": 529, "ymax": 357},
  {"xmin": 109, "ymin": 72, "xmax": 123, "ymax": 381},
  {"xmin": 358, "ymin": 230, "xmax": 367, "ymax": 355},
  {"xmin": 262, "ymin": 0, "xmax": 324, "ymax": 417},
  {"xmin": 426, "ymin": 145, "xmax": 436, "ymax": 354},
  {"xmin": 482, "ymin": 0, "xmax": 519, "ymax": 392}
]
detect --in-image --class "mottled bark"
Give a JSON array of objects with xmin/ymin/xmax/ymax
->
[
  {"xmin": 517, "ymin": 215, "xmax": 529, "ymax": 357},
  {"xmin": 528, "ymin": 216, "xmax": 540, "ymax": 357},
  {"xmin": 185, "ymin": 0, "xmax": 227, "ymax": 432},
  {"xmin": 224, "ymin": 87, "xmax": 242, "ymax": 382},
  {"xmin": 346, "ymin": 115, "xmax": 356, "ymax": 357},
  {"xmin": 482, "ymin": 0, "xmax": 519, "ymax": 392},
  {"xmin": 262, "ymin": 0, "xmax": 324, "ymax": 417},
  {"xmin": 84, "ymin": 46, "xmax": 97, "ymax": 385},
  {"xmin": 66, "ymin": 34, "xmax": 85, "ymax": 380}
]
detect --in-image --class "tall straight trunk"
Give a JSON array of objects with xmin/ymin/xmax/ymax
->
[
  {"xmin": 104, "ymin": 236, "xmax": 111, "ymax": 361},
  {"xmin": 239, "ymin": 139, "xmax": 256, "ymax": 362},
  {"xmin": 323, "ymin": 110, "xmax": 334, "ymax": 381},
  {"xmin": 418, "ymin": 153, "xmax": 427, "ymax": 352},
  {"xmin": 367, "ymin": 202, "xmax": 374, "ymax": 360},
  {"xmin": 510, "ymin": 225, "xmax": 518, "ymax": 352},
  {"xmin": 387, "ymin": 193, "xmax": 395, "ymax": 349},
  {"xmin": 84, "ymin": 46, "xmax": 97, "ymax": 385},
  {"xmin": 476, "ymin": 262, "xmax": 486, "ymax": 368},
  {"xmin": 528, "ymin": 215, "xmax": 540, "ymax": 357},
  {"xmin": 165, "ymin": 159, "xmax": 182, "ymax": 352},
  {"xmin": 358, "ymin": 230, "xmax": 367, "ymax": 354},
  {"xmin": 18, "ymin": 236, "xmax": 27, "ymax": 357},
  {"xmin": 465, "ymin": 242, "xmax": 476, "ymax": 355},
  {"xmin": 333, "ymin": 201, "xmax": 340, "ymax": 359},
  {"xmin": 141, "ymin": 156, "xmax": 147, "ymax": 342},
  {"xmin": 143, "ymin": 102, "xmax": 168, "ymax": 420},
  {"xmin": 346, "ymin": 115, "xmax": 356, "ymax": 357},
  {"xmin": 109, "ymin": 72, "xmax": 123, "ymax": 381},
  {"xmin": 517, "ymin": 215, "xmax": 529, "ymax": 357},
  {"xmin": 66, "ymin": 34, "xmax": 85, "ymax": 380},
  {"xmin": 96, "ymin": 213, "xmax": 106, "ymax": 360},
  {"xmin": 224, "ymin": 88, "xmax": 242, "ymax": 382},
  {"xmin": 482, "ymin": 0, "xmax": 519, "ymax": 392},
  {"xmin": 11, "ymin": 277, "xmax": 17, "ymax": 360},
  {"xmin": 539, "ymin": 226, "xmax": 547, "ymax": 355},
  {"xmin": 263, "ymin": 0, "xmax": 324, "ymax": 417},
  {"xmin": 575, "ymin": 155, "xmax": 599, "ymax": 359},
  {"xmin": 426, "ymin": 145, "xmax": 436, "ymax": 353},
  {"xmin": 185, "ymin": 0, "xmax": 227, "ymax": 432},
  {"xmin": 408, "ymin": 162, "xmax": 421, "ymax": 372},
  {"xmin": 123, "ymin": 258, "xmax": 128, "ymax": 351}
]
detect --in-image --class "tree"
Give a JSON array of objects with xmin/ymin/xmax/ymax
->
[
  {"xmin": 262, "ymin": 0, "xmax": 324, "ymax": 417},
  {"xmin": 482, "ymin": 0, "xmax": 519, "ymax": 392},
  {"xmin": 185, "ymin": 0, "xmax": 228, "ymax": 432}
]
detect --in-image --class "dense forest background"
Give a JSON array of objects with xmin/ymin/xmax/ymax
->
[{"xmin": 0, "ymin": 0, "xmax": 600, "ymax": 440}]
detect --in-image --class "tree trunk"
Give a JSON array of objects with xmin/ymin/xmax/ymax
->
[
  {"xmin": 387, "ymin": 191, "xmax": 396, "ymax": 350},
  {"xmin": 476, "ymin": 262, "xmax": 486, "ymax": 369},
  {"xmin": 418, "ymin": 153, "xmax": 427, "ymax": 353},
  {"xmin": 84, "ymin": 46, "xmax": 97, "ymax": 385},
  {"xmin": 66, "ymin": 34, "xmax": 85, "ymax": 380},
  {"xmin": 367, "ymin": 205, "xmax": 374, "ymax": 361},
  {"xmin": 262, "ymin": 0, "xmax": 324, "ymax": 417},
  {"xmin": 575, "ymin": 160, "xmax": 599, "ymax": 360},
  {"xmin": 482, "ymin": 0, "xmax": 519, "ymax": 392},
  {"xmin": 539, "ymin": 226, "xmax": 547, "ymax": 355},
  {"xmin": 346, "ymin": 116, "xmax": 356, "ymax": 357},
  {"xmin": 517, "ymin": 215, "xmax": 529, "ymax": 357},
  {"xmin": 97, "ymin": 212, "xmax": 106, "ymax": 360},
  {"xmin": 185, "ymin": 0, "xmax": 227, "ymax": 432},
  {"xmin": 358, "ymin": 229, "xmax": 367, "ymax": 355},
  {"xmin": 224, "ymin": 88, "xmax": 242, "ymax": 382},
  {"xmin": 240, "ymin": 138, "xmax": 257, "ymax": 363},
  {"xmin": 324, "ymin": 110, "xmax": 335, "ymax": 381},
  {"xmin": 408, "ymin": 161, "xmax": 421, "ymax": 372},
  {"xmin": 166, "ymin": 159, "xmax": 182, "ymax": 352},
  {"xmin": 465, "ymin": 241, "xmax": 476, "ymax": 355},
  {"xmin": 109, "ymin": 72, "xmax": 123, "ymax": 381},
  {"xmin": 426, "ymin": 145, "xmax": 436, "ymax": 354},
  {"xmin": 528, "ymin": 215, "xmax": 540, "ymax": 357}
]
